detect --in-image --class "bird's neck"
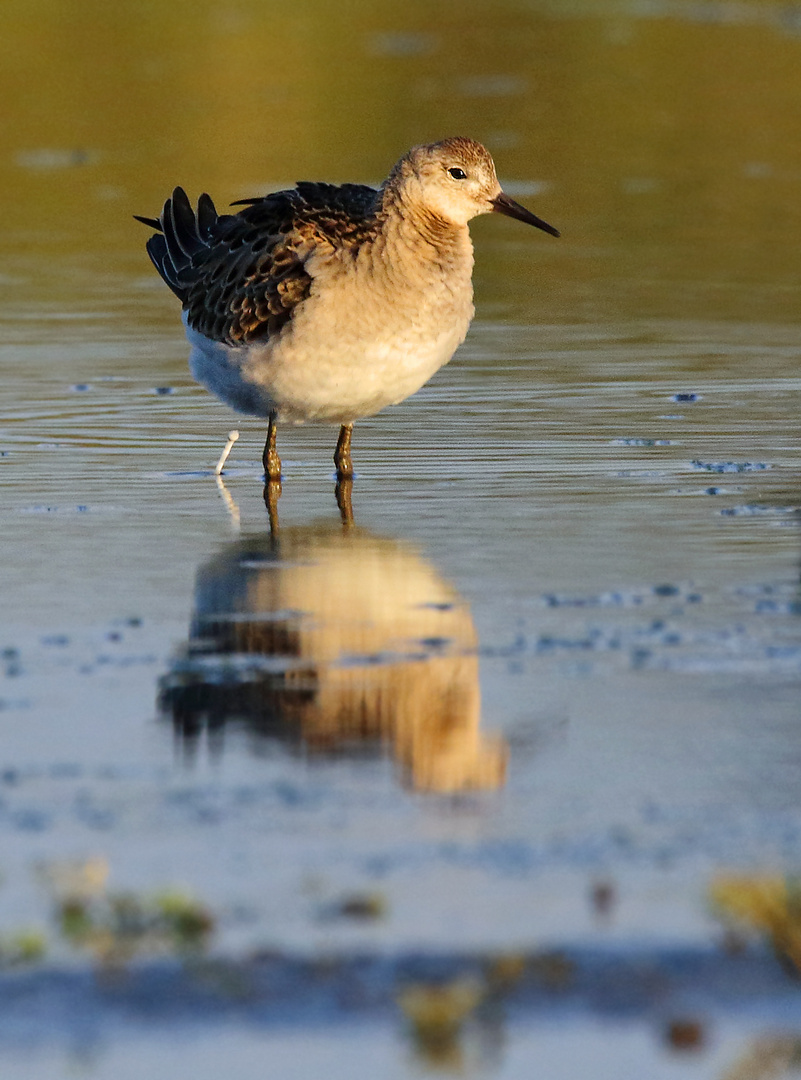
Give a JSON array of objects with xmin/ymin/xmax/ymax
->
[{"xmin": 376, "ymin": 184, "xmax": 473, "ymax": 277}]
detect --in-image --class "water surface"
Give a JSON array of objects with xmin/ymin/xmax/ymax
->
[{"xmin": 1, "ymin": 2, "xmax": 800, "ymax": 1076}]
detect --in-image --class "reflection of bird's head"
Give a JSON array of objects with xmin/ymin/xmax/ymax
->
[{"xmin": 166, "ymin": 525, "xmax": 506, "ymax": 793}]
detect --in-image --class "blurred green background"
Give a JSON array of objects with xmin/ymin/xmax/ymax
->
[{"xmin": 1, "ymin": 0, "xmax": 800, "ymax": 325}]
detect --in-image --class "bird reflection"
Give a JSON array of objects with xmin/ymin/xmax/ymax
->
[
  {"xmin": 159, "ymin": 525, "xmax": 506, "ymax": 793},
  {"xmin": 719, "ymin": 1036, "xmax": 801, "ymax": 1080},
  {"xmin": 261, "ymin": 477, "xmax": 354, "ymax": 530}
]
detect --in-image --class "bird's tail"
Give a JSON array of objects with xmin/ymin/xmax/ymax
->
[{"xmin": 134, "ymin": 188, "xmax": 219, "ymax": 302}]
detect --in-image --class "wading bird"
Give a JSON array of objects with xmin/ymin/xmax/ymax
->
[{"xmin": 135, "ymin": 137, "xmax": 559, "ymax": 484}]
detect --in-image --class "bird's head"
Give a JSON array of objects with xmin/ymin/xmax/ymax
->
[{"xmin": 387, "ymin": 137, "xmax": 559, "ymax": 236}]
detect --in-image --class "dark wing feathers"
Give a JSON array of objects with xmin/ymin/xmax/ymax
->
[
  {"xmin": 196, "ymin": 192, "xmax": 218, "ymax": 239},
  {"xmin": 168, "ymin": 186, "xmax": 204, "ymax": 255},
  {"xmin": 132, "ymin": 214, "xmax": 161, "ymax": 230},
  {"xmin": 135, "ymin": 181, "xmax": 380, "ymax": 345}
]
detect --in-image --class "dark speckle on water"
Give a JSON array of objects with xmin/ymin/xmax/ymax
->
[
  {"xmin": 49, "ymin": 763, "xmax": 82, "ymax": 779},
  {"xmin": 418, "ymin": 636, "xmax": 452, "ymax": 650},
  {"xmin": 691, "ymin": 460, "xmax": 771, "ymax": 473},
  {"xmin": 12, "ymin": 809, "xmax": 50, "ymax": 831},
  {"xmin": 74, "ymin": 799, "xmax": 116, "ymax": 830},
  {"xmin": 720, "ymin": 505, "xmax": 798, "ymax": 518},
  {"xmin": 610, "ymin": 437, "xmax": 672, "ymax": 446},
  {"xmin": 755, "ymin": 598, "xmax": 801, "ymax": 615}
]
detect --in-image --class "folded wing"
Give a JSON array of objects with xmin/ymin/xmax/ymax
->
[{"xmin": 135, "ymin": 182, "xmax": 380, "ymax": 345}]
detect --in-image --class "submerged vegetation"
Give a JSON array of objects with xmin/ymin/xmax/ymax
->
[
  {"xmin": 0, "ymin": 858, "xmax": 216, "ymax": 970},
  {"xmin": 710, "ymin": 875, "xmax": 801, "ymax": 974},
  {"xmin": 57, "ymin": 886, "xmax": 214, "ymax": 966}
]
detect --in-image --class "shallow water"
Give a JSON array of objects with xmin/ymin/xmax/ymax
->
[{"xmin": 1, "ymin": 1, "xmax": 801, "ymax": 1076}]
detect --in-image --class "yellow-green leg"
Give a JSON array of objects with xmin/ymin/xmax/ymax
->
[
  {"xmin": 262, "ymin": 412, "xmax": 281, "ymax": 481},
  {"xmin": 334, "ymin": 423, "xmax": 353, "ymax": 480}
]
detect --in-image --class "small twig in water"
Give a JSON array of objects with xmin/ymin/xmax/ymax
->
[{"xmin": 214, "ymin": 430, "xmax": 239, "ymax": 475}]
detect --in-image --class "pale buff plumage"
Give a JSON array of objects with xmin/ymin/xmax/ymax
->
[{"xmin": 136, "ymin": 137, "xmax": 559, "ymax": 480}]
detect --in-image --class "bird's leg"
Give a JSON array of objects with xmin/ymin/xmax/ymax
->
[
  {"xmin": 335, "ymin": 477, "xmax": 354, "ymax": 527},
  {"xmin": 334, "ymin": 423, "xmax": 354, "ymax": 480},
  {"xmin": 262, "ymin": 412, "xmax": 282, "ymax": 481},
  {"xmin": 263, "ymin": 478, "xmax": 281, "ymax": 534}
]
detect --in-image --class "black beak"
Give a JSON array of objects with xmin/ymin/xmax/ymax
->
[{"xmin": 491, "ymin": 192, "xmax": 560, "ymax": 237}]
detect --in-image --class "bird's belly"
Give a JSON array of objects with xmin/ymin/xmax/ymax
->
[
  {"xmin": 264, "ymin": 325, "xmax": 466, "ymax": 423},
  {"xmin": 265, "ymin": 275, "xmax": 474, "ymax": 423},
  {"xmin": 184, "ymin": 298, "xmax": 472, "ymax": 425}
]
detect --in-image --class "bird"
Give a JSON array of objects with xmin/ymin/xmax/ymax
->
[{"xmin": 135, "ymin": 137, "xmax": 559, "ymax": 483}]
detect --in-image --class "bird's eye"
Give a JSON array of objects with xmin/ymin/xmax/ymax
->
[{"xmin": 447, "ymin": 167, "xmax": 467, "ymax": 180}]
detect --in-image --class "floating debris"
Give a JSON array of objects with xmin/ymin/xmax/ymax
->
[
  {"xmin": 591, "ymin": 880, "xmax": 616, "ymax": 920},
  {"xmin": 333, "ymin": 892, "xmax": 387, "ymax": 921},
  {"xmin": 665, "ymin": 1017, "xmax": 705, "ymax": 1051}
]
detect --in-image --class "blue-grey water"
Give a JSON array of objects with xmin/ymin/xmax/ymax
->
[{"xmin": 1, "ymin": 1, "xmax": 801, "ymax": 1076}]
